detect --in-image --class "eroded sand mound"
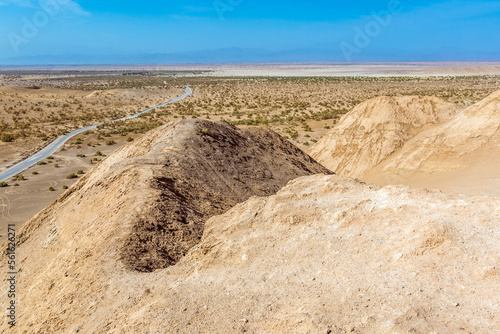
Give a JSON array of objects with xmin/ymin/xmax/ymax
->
[
  {"xmin": 2, "ymin": 174, "xmax": 499, "ymax": 333},
  {"xmin": 380, "ymin": 90, "xmax": 500, "ymax": 172},
  {"xmin": 356, "ymin": 91, "xmax": 500, "ymax": 196},
  {"xmin": 308, "ymin": 96, "xmax": 460, "ymax": 178},
  {"xmin": 13, "ymin": 119, "xmax": 329, "ymax": 275}
]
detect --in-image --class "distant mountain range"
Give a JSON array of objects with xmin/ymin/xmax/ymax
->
[{"xmin": 1, "ymin": 48, "xmax": 498, "ymax": 66}]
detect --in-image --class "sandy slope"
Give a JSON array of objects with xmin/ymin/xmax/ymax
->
[
  {"xmin": 308, "ymin": 96, "xmax": 460, "ymax": 179},
  {"xmin": 0, "ymin": 119, "xmax": 332, "ymax": 332},
  {"xmin": 1, "ymin": 174, "xmax": 499, "ymax": 333},
  {"xmin": 309, "ymin": 91, "xmax": 500, "ymax": 196},
  {"xmin": 379, "ymin": 91, "xmax": 500, "ymax": 172}
]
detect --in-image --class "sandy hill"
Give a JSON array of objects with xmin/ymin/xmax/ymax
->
[
  {"xmin": 309, "ymin": 91, "xmax": 500, "ymax": 196},
  {"xmin": 0, "ymin": 119, "xmax": 332, "ymax": 331},
  {"xmin": 308, "ymin": 96, "xmax": 460, "ymax": 179},
  {"xmin": 2, "ymin": 172, "xmax": 499, "ymax": 333},
  {"xmin": 364, "ymin": 91, "xmax": 500, "ymax": 196},
  {"xmin": 12, "ymin": 119, "xmax": 329, "ymax": 274},
  {"xmin": 378, "ymin": 90, "xmax": 500, "ymax": 172}
]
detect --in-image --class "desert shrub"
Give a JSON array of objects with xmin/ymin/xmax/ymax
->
[
  {"xmin": 76, "ymin": 154, "xmax": 86, "ymax": 158},
  {"xmin": 229, "ymin": 118, "xmax": 269, "ymax": 126},
  {"xmin": 76, "ymin": 170, "xmax": 85, "ymax": 175},
  {"xmin": 106, "ymin": 140, "xmax": 116, "ymax": 146},
  {"xmin": 95, "ymin": 151, "xmax": 103, "ymax": 156},
  {"xmin": 1, "ymin": 133, "xmax": 15, "ymax": 142},
  {"xmin": 126, "ymin": 137, "xmax": 134, "ymax": 142},
  {"xmin": 32, "ymin": 171, "xmax": 39, "ymax": 175},
  {"xmin": 48, "ymin": 186, "xmax": 55, "ymax": 192},
  {"xmin": 0, "ymin": 181, "xmax": 8, "ymax": 187},
  {"xmin": 62, "ymin": 185, "xmax": 69, "ymax": 189},
  {"xmin": 66, "ymin": 173, "xmax": 77, "ymax": 179}
]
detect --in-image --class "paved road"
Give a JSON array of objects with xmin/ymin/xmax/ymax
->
[{"xmin": 0, "ymin": 86, "xmax": 192, "ymax": 182}]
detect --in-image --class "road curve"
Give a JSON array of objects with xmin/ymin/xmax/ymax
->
[{"xmin": 0, "ymin": 86, "xmax": 192, "ymax": 182}]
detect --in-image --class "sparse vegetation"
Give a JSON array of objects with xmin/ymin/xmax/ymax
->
[
  {"xmin": 66, "ymin": 173, "xmax": 78, "ymax": 179},
  {"xmin": 1, "ymin": 133, "xmax": 15, "ymax": 142},
  {"xmin": 289, "ymin": 131, "xmax": 299, "ymax": 140},
  {"xmin": 1, "ymin": 72, "xmax": 500, "ymax": 164},
  {"xmin": 0, "ymin": 181, "xmax": 8, "ymax": 187}
]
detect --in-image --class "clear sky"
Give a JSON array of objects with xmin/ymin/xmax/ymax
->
[{"xmin": 0, "ymin": 0, "xmax": 499, "ymax": 64}]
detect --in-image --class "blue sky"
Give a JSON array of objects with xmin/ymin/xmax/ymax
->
[{"xmin": 0, "ymin": 0, "xmax": 499, "ymax": 64}]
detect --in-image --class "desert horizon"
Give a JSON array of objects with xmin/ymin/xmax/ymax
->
[{"xmin": 2, "ymin": 61, "xmax": 500, "ymax": 76}]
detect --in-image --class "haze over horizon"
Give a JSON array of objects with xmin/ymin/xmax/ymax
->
[{"xmin": 0, "ymin": 0, "xmax": 499, "ymax": 65}]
